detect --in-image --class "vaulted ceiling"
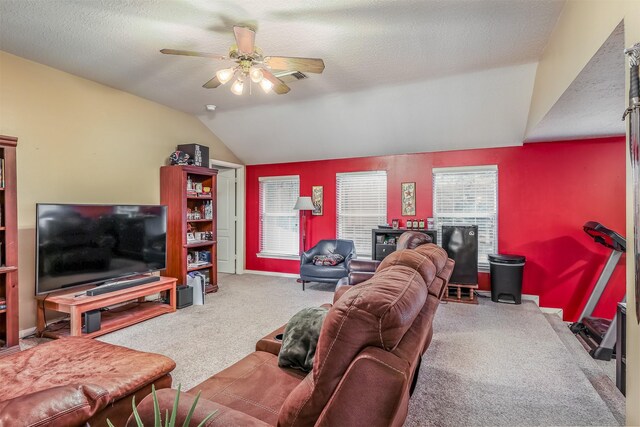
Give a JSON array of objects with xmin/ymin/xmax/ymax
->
[{"xmin": 1, "ymin": 0, "xmax": 605, "ymax": 165}]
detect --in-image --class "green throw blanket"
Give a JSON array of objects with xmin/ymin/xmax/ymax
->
[{"xmin": 278, "ymin": 307, "xmax": 329, "ymax": 372}]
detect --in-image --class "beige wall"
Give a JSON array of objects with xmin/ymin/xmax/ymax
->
[
  {"xmin": 527, "ymin": 1, "xmax": 640, "ymax": 424},
  {"xmin": 0, "ymin": 51, "xmax": 240, "ymax": 331},
  {"xmin": 525, "ymin": 1, "xmax": 628, "ymax": 135}
]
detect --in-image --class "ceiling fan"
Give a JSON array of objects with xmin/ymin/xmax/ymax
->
[{"xmin": 160, "ymin": 26, "xmax": 325, "ymax": 95}]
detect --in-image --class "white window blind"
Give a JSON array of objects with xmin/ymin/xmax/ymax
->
[
  {"xmin": 259, "ymin": 176, "xmax": 299, "ymax": 257},
  {"xmin": 433, "ymin": 166, "xmax": 498, "ymax": 270},
  {"xmin": 337, "ymin": 171, "xmax": 387, "ymax": 258}
]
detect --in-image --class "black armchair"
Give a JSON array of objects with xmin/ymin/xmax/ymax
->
[{"xmin": 299, "ymin": 239, "xmax": 356, "ymax": 290}]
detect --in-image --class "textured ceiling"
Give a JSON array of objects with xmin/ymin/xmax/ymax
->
[
  {"xmin": 526, "ymin": 21, "xmax": 625, "ymax": 142},
  {"xmin": 205, "ymin": 62, "xmax": 538, "ymax": 164},
  {"xmin": 0, "ymin": 0, "xmax": 566, "ymax": 163}
]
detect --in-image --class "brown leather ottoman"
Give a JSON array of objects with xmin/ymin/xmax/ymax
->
[{"xmin": 0, "ymin": 337, "xmax": 175, "ymax": 427}]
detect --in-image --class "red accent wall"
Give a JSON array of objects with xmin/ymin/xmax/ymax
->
[{"xmin": 245, "ymin": 137, "xmax": 626, "ymax": 321}]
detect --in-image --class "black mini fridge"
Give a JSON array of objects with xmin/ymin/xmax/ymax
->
[{"xmin": 441, "ymin": 225, "xmax": 478, "ymax": 284}]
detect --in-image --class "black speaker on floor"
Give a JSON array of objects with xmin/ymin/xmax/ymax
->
[
  {"xmin": 442, "ymin": 225, "xmax": 478, "ymax": 285},
  {"xmin": 164, "ymin": 285, "xmax": 194, "ymax": 309},
  {"xmin": 82, "ymin": 309, "xmax": 101, "ymax": 334},
  {"xmin": 176, "ymin": 285, "xmax": 193, "ymax": 309}
]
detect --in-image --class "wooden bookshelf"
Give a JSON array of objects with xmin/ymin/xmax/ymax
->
[
  {"xmin": 0, "ymin": 136, "xmax": 18, "ymax": 355},
  {"xmin": 160, "ymin": 165, "xmax": 218, "ymax": 293}
]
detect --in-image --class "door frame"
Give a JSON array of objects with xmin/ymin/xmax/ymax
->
[{"xmin": 210, "ymin": 158, "xmax": 245, "ymax": 274}]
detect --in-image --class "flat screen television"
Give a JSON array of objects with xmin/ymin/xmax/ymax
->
[{"xmin": 35, "ymin": 204, "xmax": 167, "ymax": 295}]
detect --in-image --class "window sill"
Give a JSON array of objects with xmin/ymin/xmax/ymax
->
[{"xmin": 257, "ymin": 253, "xmax": 299, "ymax": 260}]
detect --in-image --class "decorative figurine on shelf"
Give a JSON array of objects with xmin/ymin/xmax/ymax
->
[
  {"xmin": 169, "ymin": 150, "xmax": 194, "ymax": 166},
  {"xmin": 205, "ymin": 200, "xmax": 213, "ymax": 220}
]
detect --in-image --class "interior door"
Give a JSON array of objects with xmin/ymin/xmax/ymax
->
[{"xmin": 217, "ymin": 168, "xmax": 236, "ymax": 273}]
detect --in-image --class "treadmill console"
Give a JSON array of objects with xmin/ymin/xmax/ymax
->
[{"xmin": 583, "ymin": 221, "xmax": 626, "ymax": 252}]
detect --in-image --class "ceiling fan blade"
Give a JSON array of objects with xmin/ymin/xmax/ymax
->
[
  {"xmin": 233, "ymin": 26, "xmax": 256, "ymax": 55},
  {"xmin": 203, "ymin": 75, "xmax": 222, "ymax": 89},
  {"xmin": 160, "ymin": 49, "xmax": 227, "ymax": 60},
  {"xmin": 262, "ymin": 69, "xmax": 290, "ymax": 95},
  {"xmin": 265, "ymin": 56, "xmax": 325, "ymax": 74}
]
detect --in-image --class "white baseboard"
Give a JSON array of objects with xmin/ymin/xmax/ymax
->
[
  {"xmin": 20, "ymin": 326, "xmax": 37, "ymax": 338},
  {"xmin": 242, "ymin": 269, "xmax": 300, "ymax": 279},
  {"xmin": 475, "ymin": 290, "xmax": 563, "ymax": 318},
  {"xmin": 523, "ymin": 294, "xmax": 540, "ymax": 306},
  {"xmin": 19, "ymin": 313, "xmax": 70, "ymax": 339},
  {"xmin": 540, "ymin": 307, "xmax": 564, "ymax": 319}
]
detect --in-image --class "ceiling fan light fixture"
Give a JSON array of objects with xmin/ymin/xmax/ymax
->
[
  {"xmin": 259, "ymin": 78, "xmax": 274, "ymax": 93},
  {"xmin": 216, "ymin": 67, "xmax": 235, "ymax": 84},
  {"xmin": 230, "ymin": 78, "xmax": 245, "ymax": 95},
  {"xmin": 249, "ymin": 67, "xmax": 264, "ymax": 83}
]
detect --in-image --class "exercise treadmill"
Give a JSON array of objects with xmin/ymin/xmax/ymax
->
[{"xmin": 570, "ymin": 221, "xmax": 626, "ymax": 361}]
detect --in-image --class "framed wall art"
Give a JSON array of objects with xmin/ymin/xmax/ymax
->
[
  {"xmin": 312, "ymin": 185, "xmax": 323, "ymax": 215},
  {"xmin": 401, "ymin": 182, "xmax": 416, "ymax": 216}
]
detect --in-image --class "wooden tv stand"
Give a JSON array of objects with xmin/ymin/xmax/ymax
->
[{"xmin": 36, "ymin": 276, "xmax": 177, "ymax": 339}]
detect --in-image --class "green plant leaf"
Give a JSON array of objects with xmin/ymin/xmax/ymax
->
[
  {"xmin": 109, "ymin": 383, "xmax": 217, "ymax": 427},
  {"xmin": 152, "ymin": 385, "xmax": 161, "ymax": 427},
  {"xmin": 182, "ymin": 390, "xmax": 201, "ymax": 427},
  {"xmin": 196, "ymin": 410, "xmax": 217, "ymax": 427},
  {"xmin": 132, "ymin": 395, "xmax": 144, "ymax": 427},
  {"xmin": 169, "ymin": 384, "xmax": 181, "ymax": 427}
]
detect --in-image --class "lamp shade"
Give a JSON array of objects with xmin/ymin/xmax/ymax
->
[{"xmin": 294, "ymin": 196, "xmax": 315, "ymax": 211}]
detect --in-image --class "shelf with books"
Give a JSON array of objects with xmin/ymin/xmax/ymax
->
[
  {"xmin": 0, "ymin": 136, "xmax": 17, "ymax": 352},
  {"xmin": 187, "ymin": 263, "xmax": 213, "ymax": 272},
  {"xmin": 186, "ymin": 195, "xmax": 213, "ymax": 200},
  {"xmin": 185, "ymin": 241, "xmax": 216, "ymax": 249},
  {"xmin": 161, "ymin": 165, "xmax": 218, "ymax": 293}
]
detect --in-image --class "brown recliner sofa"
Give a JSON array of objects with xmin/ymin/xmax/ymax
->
[{"xmin": 131, "ymin": 244, "xmax": 454, "ymax": 427}]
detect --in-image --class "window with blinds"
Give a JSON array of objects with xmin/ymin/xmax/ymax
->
[
  {"xmin": 336, "ymin": 171, "xmax": 387, "ymax": 258},
  {"xmin": 433, "ymin": 166, "xmax": 498, "ymax": 270},
  {"xmin": 258, "ymin": 176, "xmax": 300, "ymax": 258}
]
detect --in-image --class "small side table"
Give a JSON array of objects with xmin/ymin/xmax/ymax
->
[{"xmin": 616, "ymin": 302, "xmax": 626, "ymax": 395}]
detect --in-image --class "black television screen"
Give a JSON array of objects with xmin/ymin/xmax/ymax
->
[{"xmin": 36, "ymin": 204, "xmax": 167, "ymax": 295}]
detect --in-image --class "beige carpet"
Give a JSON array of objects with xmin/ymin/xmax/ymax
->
[
  {"xmin": 98, "ymin": 273, "xmax": 622, "ymax": 426},
  {"xmin": 98, "ymin": 273, "xmax": 334, "ymax": 390}
]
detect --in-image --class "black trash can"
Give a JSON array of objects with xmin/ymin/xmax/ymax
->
[{"xmin": 488, "ymin": 254, "xmax": 526, "ymax": 304}]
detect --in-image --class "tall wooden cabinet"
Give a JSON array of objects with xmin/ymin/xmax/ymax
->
[
  {"xmin": 0, "ymin": 136, "xmax": 18, "ymax": 354},
  {"xmin": 160, "ymin": 165, "xmax": 218, "ymax": 293}
]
